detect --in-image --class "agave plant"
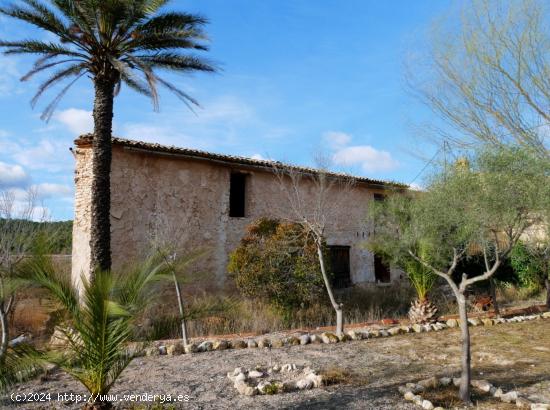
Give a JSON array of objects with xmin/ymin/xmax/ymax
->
[
  {"xmin": 20, "ymin": 254, "xmax": 169, "ymax": 409},
  {"xmin": 404, "ymin": 247, "xmax": 438, "ymax": 324}
]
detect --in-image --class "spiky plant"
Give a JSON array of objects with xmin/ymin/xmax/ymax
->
[
  {"xmin": 20, "ymin": 254, "xmax": 169, "ymax": 409},
  {"xmin": 0, "ymin": 0, "xmax": 217, "ymax": 273},
  {"xmin": 405, "ymin": 252, "xmax": 438, "ymax": 324}
]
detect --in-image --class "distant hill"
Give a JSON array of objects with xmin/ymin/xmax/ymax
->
[{"xmin": 0, "ymin": 219, "xmax": 73, "ymax": 255}]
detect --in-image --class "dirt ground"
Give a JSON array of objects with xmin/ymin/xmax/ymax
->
[{"xmin": 4, "ymin": 319, "xmax": 549, "ymax": 410}]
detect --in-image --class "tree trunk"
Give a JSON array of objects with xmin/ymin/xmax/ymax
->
[
  {"xmin": 173, "ymin": 271, "xmax": 189, "ymax": 345},
  {"xmin": 489, "ymin": 278, "xmax": 500, "ymax": 317},
  {"xmin": 545, "ymin": 277, "xmax": 550, "ymax": 310},
  {"xmin": 457, "ymin": 295, "xmax": 472, "ymax": 405},
  {"xmin": 316, "ymin": 243, "xmax": 343, "ymax": 336},
  {"xmin": 90, "ymin": 76, "xmax": 116, "ymax": 273},
  {"xmin": 0, "ymin": 305, "xmax": 8, "ymax": 362}
]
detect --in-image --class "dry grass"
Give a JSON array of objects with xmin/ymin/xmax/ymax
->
[
  {"xmin": 422, "ymin": 386, "xmax": 517, "ymax": 409},
  {"xmin": 136, "ymin": 282, "xmax": 415, "ymax": 339}
]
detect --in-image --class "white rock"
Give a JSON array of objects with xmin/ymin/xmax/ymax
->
[
  {"xmin": 493, "ymin": 388, "xmax": 504, "ymax": 397},
  {"xmin": 247, "ymin": 339, "xmax": 258, "ymax": 348},
  {"xmin": 422, "ymin": 399, "xmax": 434, "ymax": 410},
  {"xmin": 158, "ymin": 345, "xmax": 167, "ymax": 355},
  {"xmin": 306, "ymin": 372, "xmax": 323, "ymax": 387},
  {"xmin": 453, "ymin": 377, "xmax": 461, "ymax": 387},
  {"xmin": 233, "ymin": 367, "xmax": 244, "ymax": 376},
  {"xmin": 234, "ymin": 372, "xmax": 246, "ymax": 382},
  {"xmin": 531, "ymin": 403, "xmax": 550, "ymax": 410},
  {"xmin": 296, "ymin": 378, "xmax": 314, "ymax": 390},
  {"xmin": 471, "ymin": 379, "xmax": 492, "ymax": 392},
  {"xmin": 234, "ymin": 380, "xmax": 256, "ymax": 396},
  {"xmin": 197, "ymin": 341, "xmax": 213, "ymax": 352},
  {"xmin": 501, "ymin": 391, "xmax": 519, "ymax": 403},
  {"xmin": 299, "ymin": 335, "xmax": 311, "ymax": 345},
  {"xmin": 248, "ymin": 370, "xmax": 263, "ymax": 378},
  {"xmin": 439, "ymin": 377, "xmax": 451, "ymax": 386},
  {"xmin": 404, "ymin": 391, "xmax": 416, "ymax": 401}
]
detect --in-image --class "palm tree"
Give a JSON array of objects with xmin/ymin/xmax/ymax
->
[
  {"xmin": 19, "ymin": 253, "xmax": 170, "ymax": 409},
  {"xmin": 0, "ymin": 0, "xmax": 217, "ymax": 273}
]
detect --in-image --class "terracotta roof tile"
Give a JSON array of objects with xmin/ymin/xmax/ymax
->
[{"xmin": 75, "ymin": 134, "xmax": 407, "ymax": 188}]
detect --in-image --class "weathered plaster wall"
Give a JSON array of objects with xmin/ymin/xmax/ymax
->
[
  {"xmin": 72, "ymin": 144, "xmax": 401, "ymax": 287},
  {"xmin": 71, "ymin": 146, "xmax": 93, "ymax": 289}
]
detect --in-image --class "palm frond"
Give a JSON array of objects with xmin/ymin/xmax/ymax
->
[
  {"xmin": 156, "ymin": 76, "xmax": 199, "ymax": 109},
  {"xmin": 138, "ymin": 53, "xmax": 216, "ymax": 72},
  {"xmin": 135, "ymin": 12, "xmax": 208, "ymax": 34},
  {"xmin": 0, "ymin": 40, "xmax": 86, "ymax": 58},
  {"xmin": 0, "ymin": 344, "xmax": 46, "ymax": 392},
  {"xmin": 0, "ymin": 2, "xmax": 70, "ymax": 40}
]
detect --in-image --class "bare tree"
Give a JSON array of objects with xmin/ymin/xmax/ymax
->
[
  {"xmin": 147, "ymin": 203, "xmax": 207, "ymax": 346},
  {"xmin": 408, "ymin": 0, "xmax": 550, "ymax": 158},
  {"xmin": 0, "ymin": 188, "xmax": 45, "ymax": 362},
  {"xmin": 273, "ymin": 157, "xmax": 356, "ymax": 336}
]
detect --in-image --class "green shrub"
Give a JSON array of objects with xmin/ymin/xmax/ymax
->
[
  {"xmin": 228, "ymin": 218, "xmax": 326, "ymax": 312},
  {"xmin": 510, "ymin": 242, "xmax": 545, "ymax": 290}
]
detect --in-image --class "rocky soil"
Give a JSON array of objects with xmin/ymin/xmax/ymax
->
[{"xmin": 4, "ymin": 319, "xmax": 549, "ymax": 409}]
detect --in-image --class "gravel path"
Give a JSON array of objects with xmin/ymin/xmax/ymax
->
[{"xmin": 4, "ymin": 319, "xmax": 549, "ymax": 409}]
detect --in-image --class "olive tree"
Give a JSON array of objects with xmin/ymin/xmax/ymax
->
[{"xmin": 367, "ymin": 146, "xmax": 548, "ymax": 404}]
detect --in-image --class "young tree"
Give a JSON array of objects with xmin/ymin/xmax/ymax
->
[
  {"xmin": 20, "ymin": 254, "xmax": 170, "ymax": 410},
  {"xmin": 0, "ymin": 0, "xmax": 217, "ymax": 274},
  {"xmin": 408, "ymin": 0, "xmax": 549, "ymax": 158},
  {"xmin": 273, "ymin": 159, "xmax": 356, "ymax": 337},
  {"xmin": 0, "ymin": 188, "xmax": 45, "ymax": 363},
  {"xmin": 367, "ymin": 146, "xmax": 548, "ymax": 404}
]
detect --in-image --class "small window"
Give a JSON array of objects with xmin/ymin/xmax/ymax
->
[
  {"xmin": 329, "ymin": 246, "xmax": 351, "ymax": 289},
  {"xmin": 373, "ymin": 193, "xmax": 386, "ymax": 202},
  {"xmin": 229, "ymin": 173, "xmax": 247, "ymax": 217}
]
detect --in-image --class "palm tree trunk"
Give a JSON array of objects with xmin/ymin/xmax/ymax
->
[
  {"xmin": 90, "ymin": 76, "xmax": 115, "ymax": 273},
  {"xmin": 457, "ymin": 295, "xmax": 472, "ymax": 405}
]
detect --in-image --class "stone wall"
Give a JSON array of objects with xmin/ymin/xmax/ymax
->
[{"xmin": 72, "ymin": 141, "xmax": 401, "ymax": 287}]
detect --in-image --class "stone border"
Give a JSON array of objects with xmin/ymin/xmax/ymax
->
[
  {"xmin": 143, "ymin": 311, "xmax": 550, "ymax": 357},
  {"xmin": 225, "ymin": 364, "xmax": 323, "ymax": 396},
  {"xmin": 399, "ymin": 376, "xmax": 550, "ymax": 410}
]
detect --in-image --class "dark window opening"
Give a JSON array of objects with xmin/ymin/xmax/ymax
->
[
  {"xmin": 374, "ymin": 254, "xmax": 391, "ymax": 283},
  {"xmin": 329, "ymin": 246, "xmax": 351, "ymax": 289},
  {"xmin": 373, "ymin": 193, "xmax": 386, "ymax": 202},
  {"xmin": 229, "ymin": 173, "xmax": 247, "ymax": 217}
]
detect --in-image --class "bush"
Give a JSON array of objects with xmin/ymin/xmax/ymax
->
[
  {"xmin": 228, "ymin": 218, "xmax": 326, "ymax": 312},
  {"xmin": 510, "ymin": 242, "xmax": 545, "ymax": 290}
]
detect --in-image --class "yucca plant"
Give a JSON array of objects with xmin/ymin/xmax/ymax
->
[
  {"xmin": 0, "ymin": 0, "xmax": 217, "ymax": 273},
  {"xmin": 404, "ymin": 247, "xmax": 438, "ymax": 324},
  {"xmin": 20, "ymin": 254, "xmax": 170, "ymax": 409}
]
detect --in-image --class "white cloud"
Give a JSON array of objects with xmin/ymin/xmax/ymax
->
[
  {"xmin": 323, "ymin": 131, "xmax": 352, "ymax": 149},
  {"xmin": 13, "ymin": 139, "xmax": 73, "ymax": 172},
  {"xmin": 251, "ymin": 153, "xmax": 266, "ymax": 160},
  {"xmin": 33, "ymin": 182, "xmax": 73, "ymax": 199},
  {"xmin": 0, "ymin": 54, "xmax": 20, "ymax": 96},
  {"xmin": 408, "ymin": 182, "xmax": 424, "ymax": 191},
  {"xmin": 0, "ymin": 161, "xmax": 29, "ymax": 188},
  {"xmin": 55, "ymin": 108, "xmax": 93, "ymax": 135},
  {"xmin": 325, "ymin": 131, "xmax": 399, "ymax": 173}
]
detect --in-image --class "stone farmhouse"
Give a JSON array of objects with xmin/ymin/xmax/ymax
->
[{"xmin": 71, "ymin": 135, "xmax": 407, "ymax": 289}]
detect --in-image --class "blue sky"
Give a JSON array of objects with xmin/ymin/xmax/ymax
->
[{"xmin": 0, "ymin": 0, "xmax": 451, "ymax": 220}]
